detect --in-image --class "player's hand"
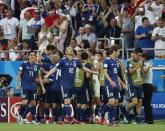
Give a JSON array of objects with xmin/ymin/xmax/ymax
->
[
  {"xmin": 149, "ymin": 62, "xmax": 154, "ymax": 68},
  {"xmin": 110, "ymin": 80, "xmax": 116, "ymax": 88},
  {"xmin": 42, "ymin": 87, "xmax": 46, "ymax": 94},
  {"xmin": 44, "ymin": 75, "xmax": 49, "ymax": 78},
  {"xmin": 138, "ymin": 60, "xmax": 143, "ymax": 67},
  {"xmin": 16, "ymin": 85, "xmax": 20, "ymax": 90},
  {"xmin": 123, "ymin": 83, "xmax": 128, "ymax": 89},
  {"xmin": 161, "ymin": 75, "xmax": 165, "ymax": 79}
]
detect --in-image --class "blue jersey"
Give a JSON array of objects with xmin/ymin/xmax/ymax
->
[
  {"xmin": 19, "ymin": 62, "xmax": 40, "ymax": 90},
  {"xmin": 56, "ymin": 57, "xmax": 83, "ymax": 89},
  {"xmin": 51, "ymin": 68, "xmax": 62, "ymax": 90},
  {"xmin": 103, "ymin": 57, "xmax": 120, "ymax": 88},
  {"xmin": 42, "ymin": 62, "xmax": 54, "ymax": 71},
  {"xmin": 41, "ymin": 52, "xmax": 51, "ymax": 64}
]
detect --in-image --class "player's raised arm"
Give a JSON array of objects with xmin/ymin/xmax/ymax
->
[
  {"xmin": 16, "ymin": 71, "xmax": 22, "ymax": 90},
  {"xmin": 45, "ymin": 66, "xmax": 57, "ymax": 78},
  {"xmin": 82, "ymin": 66, "xmax": 98, "ymax": 75}
]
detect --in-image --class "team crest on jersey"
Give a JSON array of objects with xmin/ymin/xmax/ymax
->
[{"xmin": 34, "ymin": 65, "xmax": 37, "ymax": 71}]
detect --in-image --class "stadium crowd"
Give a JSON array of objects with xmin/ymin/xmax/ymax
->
[{"xmin": 0, "ymin": 0, "xmax": 165, "ymax": 127}]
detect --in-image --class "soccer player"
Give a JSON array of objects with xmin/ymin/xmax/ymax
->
[
  {"xmin": 45, "ymin": 46, "xmax": 98, "ymax": 125},
  {"xmin": 103, "ymin": 44, "xmax": 121, "ymax": 126},
  {"xmin": 127, "ymin": 48, "xmax": 149, "ymax": 123},
  {"xmin": 16, "ymin": 51, "xmax": 46, "ymax": 124}
]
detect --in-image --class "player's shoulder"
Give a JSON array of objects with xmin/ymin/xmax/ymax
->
[{"xmin": 21, "ymin": 61, "xmax": 28, "ymax": 66}]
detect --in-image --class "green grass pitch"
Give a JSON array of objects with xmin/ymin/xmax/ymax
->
[{"xmin": 0, "ymin": 120, "xmax": 165, "ymax": 131}]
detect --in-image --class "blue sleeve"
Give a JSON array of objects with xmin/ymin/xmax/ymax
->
[
  {"xmin": 135, "ymin": 26, "xmax": 141, "ymax": 35},
  {"xmin": 18, "ymin": 63, "xmax": 24, "ymax": 72},
  {"xmin": 85, "ymin": 63, "xmax": 91, "ymax": 69},
  {"xmin": 103, "ymin": 59, "xmax": 108, "ymax": 69},
  {"xmin": 127, "ymin": 61, "xmax": 132, "ymax": 69},
  {"xmin": 56, "ymin": 59, "xmax": 63, "ymax": 69}
]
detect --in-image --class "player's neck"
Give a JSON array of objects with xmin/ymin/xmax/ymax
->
[
  {"xmin": 110, "ymin": 54, "xmax": 116, "ymax": 60},
  {"xmin": 66, "ymin": 55, "xmax": 73, "ymax": 61},
  {"xmin": 29, "ymin": 60, "xmax": 34, "ymax": 64}
]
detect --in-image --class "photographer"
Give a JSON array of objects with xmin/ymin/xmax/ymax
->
[{"xmin": 0, "ymin": 76, "xmax": 14, "ymax": 97}]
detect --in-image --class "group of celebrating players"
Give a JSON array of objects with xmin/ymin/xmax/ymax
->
[{"xmin": 16, "ymin": 43, "xmax": 151, "ymax": 126}]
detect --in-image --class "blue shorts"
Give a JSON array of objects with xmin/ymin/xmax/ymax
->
[
  {"xmin": 22, "ymin": 90, "xmax": 37, "ymax": 101},
  {"xmin": 37, "ymin": 94, "xmax": 45, "ymax": 102},
  {"xmin": 129, "ymin": 85, "xmax": 143, "ymax": 99},
  {"xmin": 45, "ymin": 88, "xmax": 52, "ymax": 103},
  {"xmin": 51, "ymin": 90, "xmax": 62, "ymax": 103},
  {"xmin": 105, "ymin": 86, "xmax": 120, "ymax": 100},
  {"xmin": 100, "ymin": 86, "xmax": 108, "ymax": 103},
  {"xmin": 61, "ymin": 86, "xmax": 75, "ymax": 100}
]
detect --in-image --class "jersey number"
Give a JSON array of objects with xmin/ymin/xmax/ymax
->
[
  {"xmin": 69, "ymin": 68, "xmax": 74, "ymax": 73},
  {"xmin": 114, "ymin": 68, "xmax": 117, "ymax": 74},
  {"xmin": 29, "ymin": 71, "xmax": 34, "ymax": 76}
]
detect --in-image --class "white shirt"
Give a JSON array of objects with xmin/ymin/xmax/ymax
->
[
  {"xmin": 151, "ymin": 1, "xmax": 163, "ymax": 19},
  {"xmin": 144, "ymin": 61, "xmax": 153, "ymax": 84},
  {"xmin": 152, "ymin": 26, "xmax": 165, "ymax": 49},
  {"xmin": 28, "ymin": 17, "xmax": 45, "ymax": 28},
  {"xmin": 0, "ymin": 17, "xmax": 19, "ymax": 39},
  {"xmin": 83, "ymin": 33, "xmax": 97, "ymax": 47}
]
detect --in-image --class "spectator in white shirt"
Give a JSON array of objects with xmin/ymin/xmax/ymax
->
[
  {"xmin": 148, "ymin": 0, "xmax": 163, "ymax": 20},
  {"xmin": 83, "ymin": 24, "xmax": 97, "ymax": 49},
  {"xmin": 0, "ymin": 9, "xmax": 19, "ymax": 46},
  {"xmin": 151, "ymin": 17, "xmax": 165, "ymax": 59}
]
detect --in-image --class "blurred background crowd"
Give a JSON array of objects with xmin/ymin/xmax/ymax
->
[{"xmin": 0, "ymin": 0, "xmax": 165, "ymax": 61}]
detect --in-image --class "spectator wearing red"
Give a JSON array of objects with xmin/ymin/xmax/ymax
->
[{"xmin": 45, "ymin": 10, "xmax": 60, "ymax": 28}]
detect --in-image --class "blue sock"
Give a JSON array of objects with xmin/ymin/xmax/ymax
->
[
  {"xmin": 52, "ymin": 107, "xmax": 57, "ymax": 122},
  {"xmin": 57, "ymin": 106, "xmax": 62, "ymax": 121},
  {"xmin": 101, "ymin": 104, "xmax": 109, "ymax": 117},
  {"xmin": 80, "ymin": 108, "xmax": 86, "ymax": 122},
  {"xmin": 136, "ymin": 115, "xmax": 141, "ymax": 123},
  {"xmin": 39, "ymin": 115, "xmax": 44, "ymax": 122},
  {"xmin": 65, "ymin": 104, "xmax": 72, "ymax": 121},
  {"xmin": 44, "ymin": 107, "xmax": 50, "ymax": 120},
  {"xmin": 84, "ymin": 108, "xmax": 89, "ymax": 122},
  {"xmin": 19, "ymin": 105, "xmax": 26, "ymax": 116},
  {"xmin": 76, "ymin": 107, "xmax": 81, "ymax": 121},
  {"xmin": 23, "ymin": 106, "xmax": 32, "ymax": 119},
  {"xmin": 108, "ymin": 105, "xmax": 116, "ymax": 123},
  {"xmin": 61, "ymin": 106, "xmax": 66, "ymax": 121},
  {"xmin": 115, "ymin": 106, "xmax": 119, "ymax": 121},
  {"xmin": 31, "ymin": 106, "xmax": 36, "ymax": 121}
]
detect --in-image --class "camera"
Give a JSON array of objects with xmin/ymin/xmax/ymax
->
[{"xmin": 0, "ymin": 79, "xmax": 8, "ymax": 87}]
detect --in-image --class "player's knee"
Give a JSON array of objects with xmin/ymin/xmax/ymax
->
[
  {"xmin": 64, "ymin": 99, "xmax": 71, "ymax": 104},
  {"xmin": 77, "ymin": 104, "xmax": 81, "ymax": 108},
  {"xmin": 22, "ymin": 100, "xmax": 28, "ymax": 105},
  {"xmin": 132, "ymin": 99, "xmax": 138, "ymax": 105}
]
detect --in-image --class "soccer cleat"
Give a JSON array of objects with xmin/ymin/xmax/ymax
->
[
  {"xmin": 20, "ymin": 118, "xmax": 30, "ymax": 124},
  {"xmin": 31, "ymin": 120, "xmax": 37, "ymax": 124},
  {"xmin": 59, "ymin": 121, "xmax": 66, "ymax": 125},
  {"xmin": 108, "ymin": 122, "xmax": 119, "ymax": 127},
  {"xmin": 45, "ymin": 120, "xmax": 50, "ymax": 124},
  {"xmin": 70, "ymin": 119, "xmax": 76, "ymax": 124}
]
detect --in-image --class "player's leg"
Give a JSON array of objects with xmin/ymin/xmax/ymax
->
[
  {"xmin": 30, "ymin": 90, "xmax": 37, "ymax": 124},
  {"xmin": 75, "ymin": 88, "xmax": 82, "ymax": 122}
]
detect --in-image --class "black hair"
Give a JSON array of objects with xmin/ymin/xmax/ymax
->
[
  {"xmin": 81, "ymin": 52, "xmax": 88, "ymax": 60},
  {"xmin": 134, "ymin": 48, "xmax": 143, "ymax": 54},
  {"xmin": 57, "ymin": 51, "xmax": 63, "ymax": 59},
  {"xmin": 96, "ymin": 51, "xmax": 103, "ymax": 58},
  {"xmin": 28, "ymin": 50, "xmax": 36, "ymax": 56},
  {"xmin": 142, "ymin": 17, "xmax": 148, "ymax": 23},
  {"xmin": 46, "ymin": 44, "xmax": 55, "ymax": 51},
  {"xmin": 142, "ymin": 51, "xmax": 150, "ymax": 61},
  {"xmin": 104, "ymin": 48, "xmax": 111, "ymax": 56}
]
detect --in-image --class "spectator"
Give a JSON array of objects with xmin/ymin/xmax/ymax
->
[
  {"xmin": 148, "ymin": 0, "xmax": 163, "ymax": 20},
  {"xmin": 135, "ymin": 17, "xmax": 154, "ymax": 58},
  {"xmin": 28, "ymin": 9, "xmax": 45, "ymax": 50},
  {"xmin": 45, "ymin": 10, "xmax": 60, "ymax": 28},
  {"xmin": 82, "ymin": 0, "xmax": 99, "ymax": 29},
  {"xmin": 56, "ymin": 16, "xmax": 68, "ymax": 52},
  {"xmin": 17, "ymin": 10, "xmax": 32, "ymax": 44},
  {"xmin": 0, "ymin": 9, "xmax": 20, "ymax": 46},
  {"xmin": 120, "ymin": 9, "xmax": 134, "ymax": 49},
  {"xmin": 54, "ymin": 0, "xmax": 62, "ymax": 16},
  {"xmin": 83, "ymin": 24, "xmax": 97, "ymax": 49},
  {"xmin": 0, "ymin": 1, "xmax": 7, "ymax": 20},
  {"xmin": 96, "ymin": 0, "xmax": 114, "ymax": 35},
  {"xmin": 70, "ymin": 38, "xmax": 80, "ymax": 51},
  {"xmin": 38, "ymin": 23, "xmax": 53, "ymax": 51},
  {"xmin": 120, "ymin": 0, "xmax": 135, "ymax": 16},
  {"xmin": 75, "ymin": 27, "xmax": 85, "ymax": 47},
  {"xmin": 151, "ymin": 17, "xmax": 165, "ymax": 59}
]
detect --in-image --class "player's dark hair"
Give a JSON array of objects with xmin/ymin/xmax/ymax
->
[
  {"xmin": 81, "ymin": 52, "xmax": 88, "ymax": 60},
  {"xmin": 28, "ymin": 50, "xmax": 36, "ymax": 56},
  {"xmin": 104, "ymin": 48, "xmax": 110, "ymax": 56},
  {"xmin": 96, "ymin": 51, "xmax": 103, "ymax": 57},
  {"xmin": 142, "ymin": 17, "xmax": 148, "ymax": 23},
  {"xmin": 46, "ymin": 44, "xmax": 55, "ymax": 51},
  {"xmin": 142, "ymin": 51, "xmax": 150, "ymax": 61},
  {"xmin": 88, "ymin": 48, "xmax": 95, "ymax": 55},
  {"xmin": 57, "ymin": 51, "xmax": 63, "ymax": 59},
  {"xmin": 110, "ymin": 44, "xmax": 121, "ymax": 54},
  {"xmin": 134, "ymin": 48, "xmax": 143, "ymax": 54}
]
